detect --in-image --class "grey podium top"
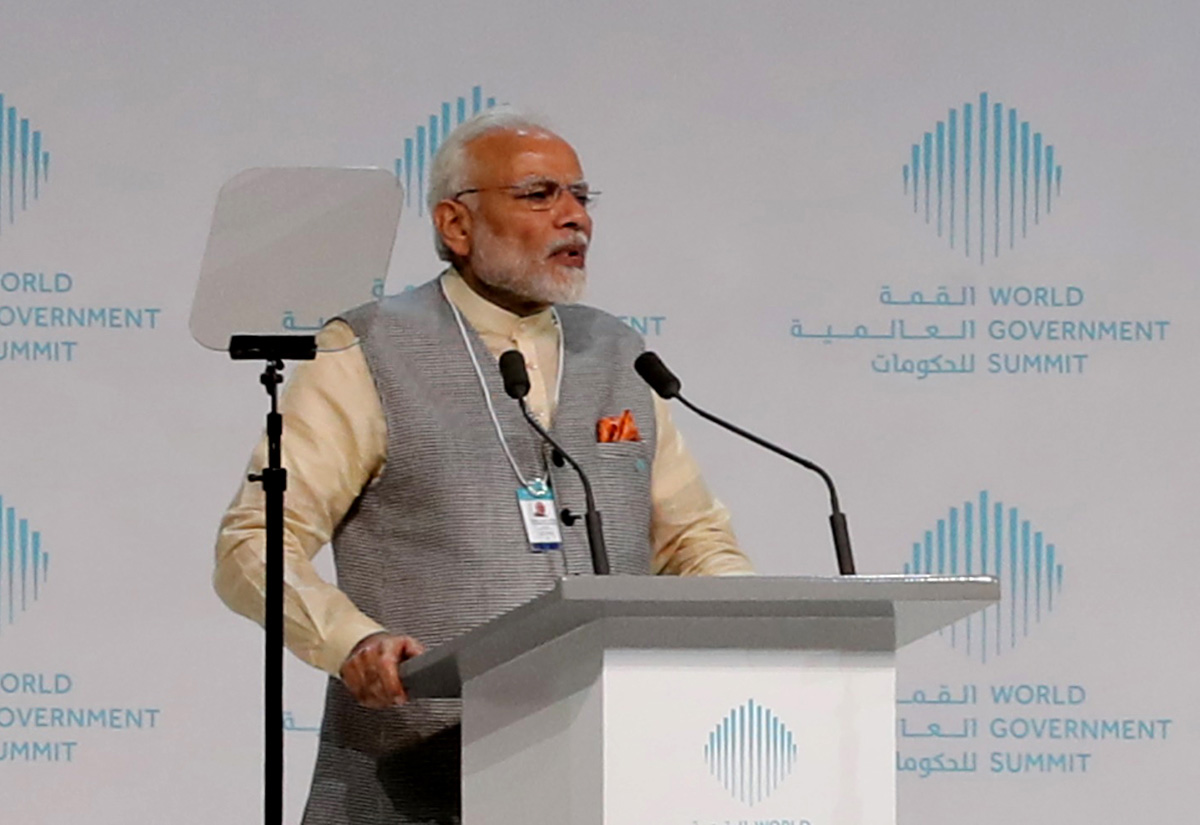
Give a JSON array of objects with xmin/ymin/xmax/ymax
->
[{"xmin": 400, "ymin": 574, "xmax": 999, "ymax": 698}]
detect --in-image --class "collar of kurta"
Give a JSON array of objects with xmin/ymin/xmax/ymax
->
[{"xmin": 441, "ymin": 269, "xmax": 558, "ymax": 341}]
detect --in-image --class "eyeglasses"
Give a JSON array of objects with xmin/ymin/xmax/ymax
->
[{"xmin": 453, "ymin": 179, "xmax": 600, "ymax": 211}]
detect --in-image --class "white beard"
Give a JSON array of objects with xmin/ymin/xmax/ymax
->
[{"xmin": 469, "ymin": 220, "xmax": 588, "ymax": 305}]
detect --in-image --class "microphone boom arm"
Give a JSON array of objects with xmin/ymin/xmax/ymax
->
[
  {"xmin": 675, "ymin": 393, "xmax": 857, "ymax": 576},
  {"xmin": 517, "ymin": 399, "xmax": 610, "ymax": 576},
  {"xmin": 676, "ymin": 395, "xmax": 841, "ymax": 511}
]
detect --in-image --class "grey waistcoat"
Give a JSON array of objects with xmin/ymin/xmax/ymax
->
[{"xmin": 302, "ymin": 279, "xmax": 656, "ymax": 825}]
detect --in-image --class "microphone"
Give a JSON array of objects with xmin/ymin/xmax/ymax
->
[
  {"xmin": 499, "ymin": 348, "xmax": 532, "ymax": 400},
  {"xmin": 499, "ymin": 350, "xmax": 610, "ymax": 575},
  {"xmin": 634, "ymin": 351, "xmax": 857, "ymax": 576}
]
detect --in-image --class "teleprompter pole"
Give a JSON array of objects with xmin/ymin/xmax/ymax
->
[{"xmin": 230, "ymin": 335, "xmax": 317, "ymax": 825}]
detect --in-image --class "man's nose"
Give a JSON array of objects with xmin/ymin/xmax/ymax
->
[{"xmin": 555, "ymin": 191, "xmax": 592, "ymax": 234}]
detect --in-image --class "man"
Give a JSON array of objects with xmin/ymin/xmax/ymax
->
[{"xmin": 215, "ymin": 109, "xmax": 751, "ymax": 824}]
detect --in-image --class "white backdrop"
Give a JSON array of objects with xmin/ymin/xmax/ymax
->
[{"xmin": 1, "ymin": 1, "xmax": 1196, "ymax": 822}]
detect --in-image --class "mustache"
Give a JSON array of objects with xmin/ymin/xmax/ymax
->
[{"xmin": 545, "ymin": 232, "xmax": 590, "ymax": 256}]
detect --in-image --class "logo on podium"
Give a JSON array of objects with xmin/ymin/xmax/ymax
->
[{"xmin": 704, "ymin": 699, "xmax": 798, "ymax": 806}]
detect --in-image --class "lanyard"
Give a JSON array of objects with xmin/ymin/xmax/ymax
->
[{"xmin": 440, "ymin": 276, "xmax": 564, "ymax": 490}]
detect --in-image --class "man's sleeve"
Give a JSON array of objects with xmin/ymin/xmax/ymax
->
[
  {"xmin": 649, "ymin": 395, "xmax": 754, "ymax": 576},
  {"xmin": 213, "ymin": 321, "xmax": 389, "ymax": 676}
]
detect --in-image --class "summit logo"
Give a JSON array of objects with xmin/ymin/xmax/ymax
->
[
  {"xmin": 903, "ymin": 490, "xmax": 1065, "ymax": 663},
  {"xmin": 704, "ymin": 699, "xmax": 798, "ymax": 806},
  {"xmin": 902, "ymin": 93, "xmax": 1063, "ymax": 264},
  {"xmin": 0, "ymin": 494, "xmax": 51, "ymax": 633},
  {"xmin": 393, "ymin": 85, "xmax": 498, "ymax": 216},
  {"xmin": 0, "ymin": 92, "xmax": 51, "ymax": 238}
]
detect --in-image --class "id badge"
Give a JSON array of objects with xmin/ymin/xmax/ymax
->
[{"xmin": 517, "ymin": 479, "xmax": 563, "ymax": 551}]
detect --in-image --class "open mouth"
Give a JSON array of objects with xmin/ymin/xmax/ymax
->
[{"xmin": 549, "ymin": 243, "xmax": 587, "ymax": 267}]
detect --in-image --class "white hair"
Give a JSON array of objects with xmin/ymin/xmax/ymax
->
[{"xmin": 427, "ymin": 107, "xmax": 558, "ymax": 261}]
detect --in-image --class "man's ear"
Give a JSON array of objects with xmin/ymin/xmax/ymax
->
[{"xmin": 433, "ymin": 200, "xmax": 472, "ymax": 259}]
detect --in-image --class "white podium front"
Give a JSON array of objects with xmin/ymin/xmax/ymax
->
[{"xmin": 400, "ymin": 575, "xmax": 999, "ymax": 825}]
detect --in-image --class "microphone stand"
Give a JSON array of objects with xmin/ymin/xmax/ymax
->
[
  {"xmin": 229, "ymin": 333, "xmax": 318, "ymax": 825},
  {"xmin": 516, "ymin": 399, "xmax": 610, "ymax": 576}
]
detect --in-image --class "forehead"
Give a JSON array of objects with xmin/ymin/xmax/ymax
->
[{"xmin": 465, "ymin": 128, "xmax": 584, "ymax": 184}]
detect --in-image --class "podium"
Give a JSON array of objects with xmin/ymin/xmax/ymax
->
[{"xmin": 401, "ymin": 574, "xmax": 999, "ymax": 825}]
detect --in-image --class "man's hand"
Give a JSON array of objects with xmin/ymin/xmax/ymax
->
[{"xmin": 339, "ymin": 633, "xmax": 426, "ymax": 709}]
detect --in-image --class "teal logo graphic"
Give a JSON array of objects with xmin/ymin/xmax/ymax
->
[
  {"xmin": 902, "ymin": 93, "xmax": 1063, "ymax": 264},
  {"xmin": 904, "ymin": 490, "xmax": 1065, "ymax": 663},
  {"xmin": 0, "ymin": 93, "xmax": 51, "ymax": 237},
  {"xmin": 704, "ymin": 699, "xmax": 798, "ymax": 806},
  {"xmin": 0, "ymin": 495, "xmax": 50, "ymax": 633},
  {"xmin": 394, "ymin": 85, "xmax": 498, "ymax": 216}
]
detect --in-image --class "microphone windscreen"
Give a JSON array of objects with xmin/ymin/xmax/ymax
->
[
  {"xmin": 499, "ymin": 349, "xmax": 531, "ymax": 400},
  {"xmin": 634, "ymin": 351, "xmax": 682, "ymax": 399}
]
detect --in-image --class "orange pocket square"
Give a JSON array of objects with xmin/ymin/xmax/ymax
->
[{"xmin": 597, "ymin": 409, "xmax": 641, "ymax": 443}]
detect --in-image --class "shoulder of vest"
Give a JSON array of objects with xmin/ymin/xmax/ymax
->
[{"xmin": 335, "ymin": 279, "xmax": 442, "ymax": 336}]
